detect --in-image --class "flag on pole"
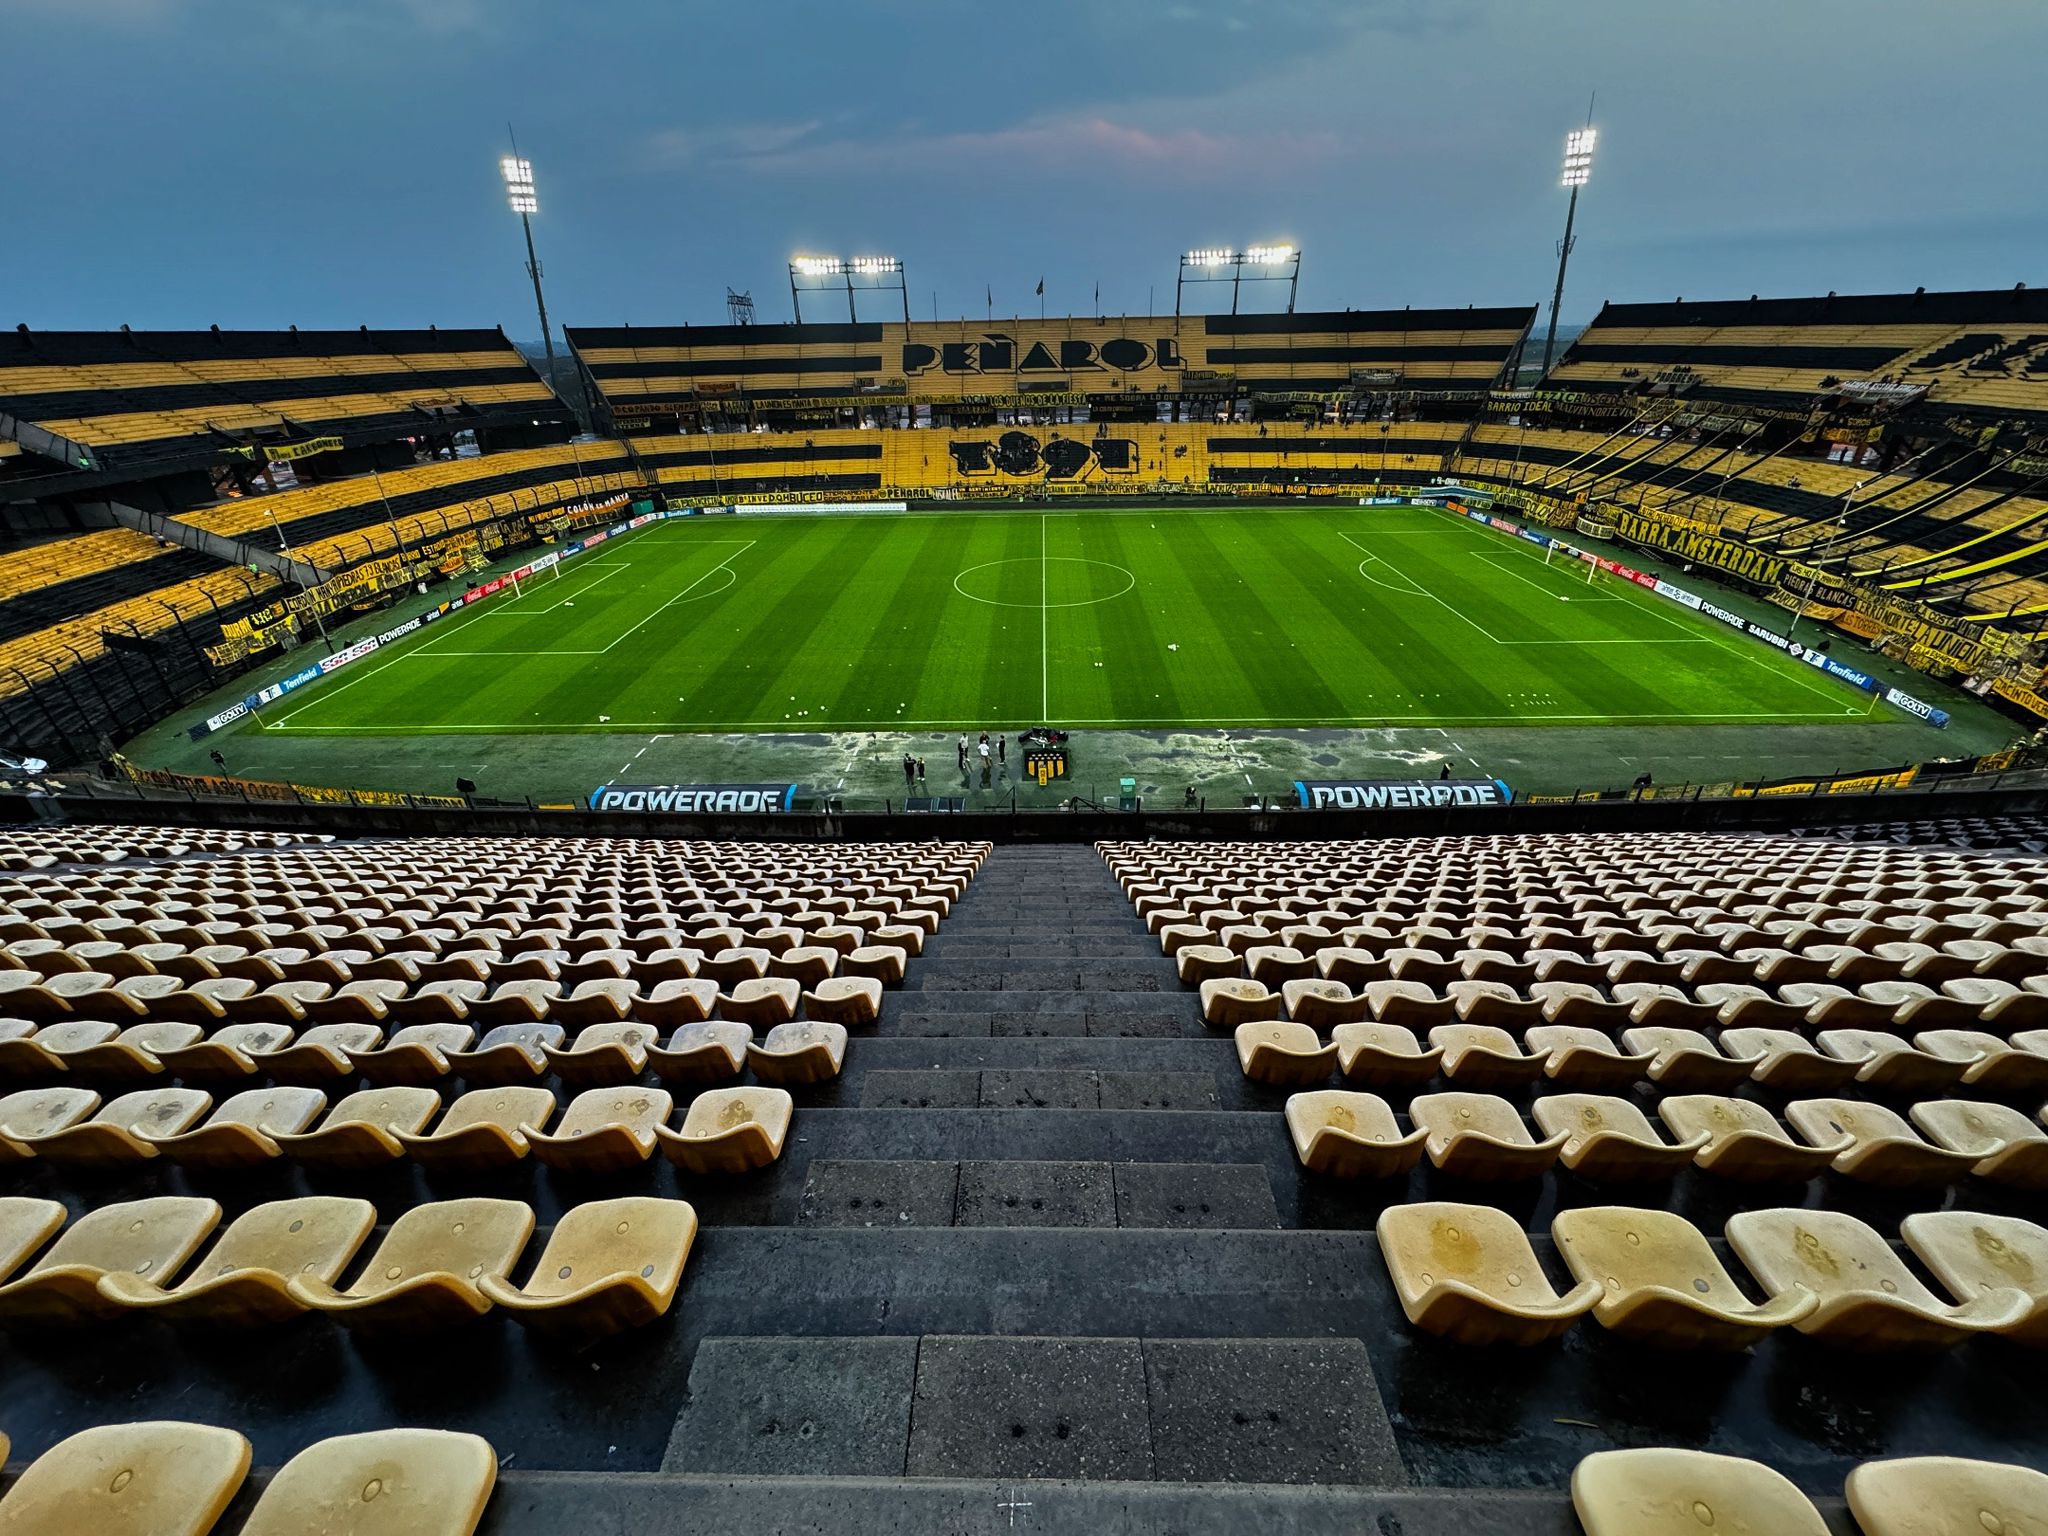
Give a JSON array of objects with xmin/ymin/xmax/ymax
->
[{"xmin": 1035, "ymin": 278, "xmax": 1044, "ymax": 296}]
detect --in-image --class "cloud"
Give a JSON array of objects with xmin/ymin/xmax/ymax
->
[{"xmin": 642, "ymin": 111, "xmax": 1342, "ymax": 181}]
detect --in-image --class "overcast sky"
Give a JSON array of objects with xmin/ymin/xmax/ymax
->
[{"xmin": 7, "ymin": 0, "xmax": 2042, "ymax": 336}]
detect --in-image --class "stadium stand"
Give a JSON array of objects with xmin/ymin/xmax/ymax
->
[{"xmin": 0, "ymin": 818, "xmax": 2046, "ymax": 1530}]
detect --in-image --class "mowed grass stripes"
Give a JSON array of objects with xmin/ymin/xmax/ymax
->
[{"xmin": 264, "ymin": 507, "xmax": 1870, "ymax": 735}]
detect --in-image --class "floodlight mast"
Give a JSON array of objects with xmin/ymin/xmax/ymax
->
[
  {"xmin": 787, "ymin": 255, "xmax": 908, "ymax": 323},
  {"xmin": 1540, "ymin": 120, "xmax": 1597, "ymax": 378},
  {"xmin": 501, "ymin": 131, "xmax": 583, "ymax": 433},
  {"xmin": 1174, "ymin": 246, "xmax": 1299, "ymax": 319}
]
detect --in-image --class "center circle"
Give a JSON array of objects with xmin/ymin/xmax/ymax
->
[{"xmin": 953, "ymin": 557, "xmax": 1137, "ymax": 609}]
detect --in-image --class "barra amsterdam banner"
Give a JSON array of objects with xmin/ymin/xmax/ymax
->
[{"xmin": 1294, "ymin": 778, "xmax": 1514, "ymax": 811}]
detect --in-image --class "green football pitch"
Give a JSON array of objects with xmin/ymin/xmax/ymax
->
[{"xmin": 252, "ymin": 504, "xmax": 1877, "ymax": 739}]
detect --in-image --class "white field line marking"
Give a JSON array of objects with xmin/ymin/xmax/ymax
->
[
  {"xmin": 598, "ymin": 542, "xmax": 755, "ymax": 655},
  {"xmin": 1470, "ymin": 550, "xmax": 1620, "ymax": 602},
  {"xmin": 265, "ymin": 706, "xmax": 1850, "ymax": 735},
  {"xmin": 1039, "ymin": 513, "xmax": 1050, "ymax": 719},
  {"xmin": 617, "ymin": 733, "xmax": 663, "ymax": 775},
  {"xmin": 270, "ymin": 639, "xmax": 419, "ymax": 726},
  {"xmin": 424, "ymin": 568, "xmax": 741, "ymax": 656},
  {"xmin": 519, "ymin": 562, "xmax": 628, "ymax": 616}
]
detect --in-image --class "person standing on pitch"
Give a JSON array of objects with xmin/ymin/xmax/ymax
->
[
  {"xmin": 997, "ymin": 735, "xmax": 1007, "ymax": 772},
  {"xmin": 979, "ymin": 736, "xmax": 992, "ymax": 788},
  {"xmin": 917, "ymin": 757, "xmax": 927, "ymax": 786},
  {"xmin": 903, "ymin": 754, "xmax": 916, "ymax": 789},
  {"xmin": 957, "ymin": 734, "xmax": 968, "ymax": 776}
]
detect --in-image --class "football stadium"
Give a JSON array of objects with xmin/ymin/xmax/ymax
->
[{"xmin": 4, "ymin": 4, "xmax": 2048, "ymax": 1532}]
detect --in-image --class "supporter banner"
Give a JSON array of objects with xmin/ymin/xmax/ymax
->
[
  {"xmin": 222, "ymin": 436, "xmax": 343, "ymax": 463},
  {"xmin": 1614, "ymin": 511, "xmax": 1788, "ymax": 586},
  {"xmin": 1294, "ymin": 778, "xmax": 1514, "ymax": 811},
  {"xmin": 1993, "ymin": 677, "xmax": 2048, "ymax": 719},
  {"xmin": 587, "ymin": 783, "xmax": 800, "ymax": 814}
]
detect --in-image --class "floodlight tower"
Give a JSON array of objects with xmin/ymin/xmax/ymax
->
[
  {"xmin": 500, "ymin": 140, "xmax": 560, "ymax": 402},
  {"xmin": 1539, "ymin": 123, "xmax": 1597, "ymax": 379},
  {"xmin": 1174, "ymin": 246, "xmax": 1299, "ymax": 319}
]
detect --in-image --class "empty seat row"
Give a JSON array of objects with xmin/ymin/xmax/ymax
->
[
  {"xmin": 0, "ymin": 1421, "xmax": 494, "ymax": 1536},
  {"xmin": 0, "ymin": 1190, "xmax": 695, "ymax": 1337},
  {"xmin": 1283, "ymin": 1087, "xmax": 2048, "ymax": 1189},
  {"xmin": 1377, "ymin": 1200, "xmax": 2048, "ymax": 1350},
  {"xmin": 1229, "ymin": 1013, "xmax": 2048, "ymax": 1099},
  {"xmin": 0, "ymin": 1081, "xmax": 797, "ymax": 1176}
]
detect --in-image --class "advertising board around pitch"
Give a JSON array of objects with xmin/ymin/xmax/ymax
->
[{"xmin": 1294, "ymin": 778, "xmax": 1514, "ymax": 812}]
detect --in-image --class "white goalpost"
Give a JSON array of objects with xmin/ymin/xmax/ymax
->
[{"xmin": 1543, "ymin": 543, "xmax": 1598, "ymax": 583}]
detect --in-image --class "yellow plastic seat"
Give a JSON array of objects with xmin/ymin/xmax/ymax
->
[
  {"xmin": 1375, "ymin": 1200, "xmax": 1599, "ymax": 1344},
  {"xmin": 1410, "ymin": 1092, "xmax": 1566, "ymax": 1180},
  {"xmin": 527, "ymin": 1086, "xmax": 672, "ymax": 1174},
  {"xmin": 0, "ymin": 1420, "xmax": 252, "ymax": 1536},
  {"xmin": 1445, "ymin": 979, "xmax": 1542, "ymax": 1027},
  {"xmin": 801, "ymin": 976, "xmax": 884, "ymax": 1027},
  {"xmin": 1234, "ymin": 1021, "xmax": 1338, "ymax": 1087},
  {"xmin": 0, "ymin": 1197, "xmax": 67, "ymax": 1284},
  {"xmin": 1364, "ymin": 979, "xmax": 1454, "ymax": 1028},
  {"xmin": 766, "ymin": 944, "xmax": 835, "ymax": 986},
  {"xmin": 0, "ymin": 1085, "xmax": 100, "ymax": 1160},
  {"xmin": 1531, "ymin": 1094, "xmax": 1709, "ymax": 1181},
  {"xmin": 447, "ymin": 1022, "xmax": 563, "ymax": 1084},
  {"xmin": 1199, "ymin": 977, "xmax": 1280, "ymax": 1027},
  {"xmin": 1658, "ymin": 1094, "xmax": 1847, "ymax": 1182},
  {"xmin": 286, "ymin": 1197, "xmax": 537, "ymax": 1331},
  {"xmin": 146, "ymin": 1086, "xmax": 328, "ymax": 1170},
  {"xmin": 1910, "ymin": 1099, "xmax": 2048, "ymax": 1189},
  {"xmin": 637, "ymin": 978, "xmax": 721, "ymax": 1026},
  {"xmin": 841, "ymin": 944, "xmax": 908, "ymax": 986},
  {"xmin": 1281, "ymin": 979, "xmax": 1370, "ymax": 1028},
  {"xmin": 97, "ymin": 1195, "xmax": 378, "ymax": 1325},
  {"xmin": 1245, "ymin": 944, "xmax": 1314, "ymax": 986},
  {"xmin": 655, "ymin": 1086, "xmax": 794, "ymax": 1174},
  {"xmin": 152, "ymin": 1022, "xmax": 294, "ymax": 1087},
  {"xmin": 348, "ymin": 1023, "xmax": 473, "ymax": 1086},
  {"xmin": 274, "ymin": 1087, "xmax": 442, "ymax": 1171},
  {"xmin": 1900, "ymin": 1211, "xmax": 2048, "ymax": 1345},
  {"xmin": 1331, "ymin": 1022, "xmax": 1442, "ymax": 1089},
  {"xmin": 58, "ymin": 1021, "xmax": 200, "ymax": 1085},
  {"xmin": 0, "ymin": 1195, "xmax": 221, "ymax": 1323},
  {"xmin": 1553, "ymin": 1206, "xmax": 1817, "ymax": 1349},
  {"xmin": 1726, "ymin": 1207, "xmax": 2029, "ymax": 1348},
  {"xmin": 1622, "ymin": 1025, "xmax": 1760, "ymax": 1091},
  {"xmin": 1717, "ymin": 1026, "xmax": 1861, "ymax": 1092},
  {"xmin": 1427, "ymin": 1024, "xmax": 1543, "ymax": 1091},
  {"xmin": 23, "ymin": 1086, "xmax": 212, "ymax": 1169},
  {"xmin": 646, "ymin": 1021, "xmax": 751, "ymax": 1088},
  {"xmin": 698, "ymin": 947, "xmax": 770, "ymax": 985},
  {"xmin": 477, "ymin": 1195, "xmax": 697, "ymax": 1342},
  {"xmin": 0, "ymin": 1019, "xmax": 117, "ymax": 1077},
  {"xmin": 718, "ymin": 976, "xmax": 802, "ymax": 1028},
  {"xmin": 236, "ymin": 1427, "xmax": 497, "ymax": 1536},
  {"xmin": 1916, "ymin": 1029, "xmax": 2048, "ymax": 1097},
  {"xmin": 1572, "ymin": 1448, "xmax": 1831, "ymax": 1536},
  {"xmin": 746, "ymin": 1021, "xmax": 847, "ymax": 1086},
  {"xmin": 1845, "ymin": 1457, "xmax": 2048, "ymax": 1536},
  {"xmin": 543, "ymin": 1022, "xmax": 657, "ymax": 1087},
  {"xmin": 394, "ymin": 1086, "xmax": 557, "ymax": 1173},
  {"xmin": 1783, "ymin": 1098, "xmax": 1978, "ymax": 1188},
  {"xmin": 1283, "ymin": 1090, "xmax": 1425, "ymax": 1179},
  {"xmin": 1816, "ymin": 1028, "xmax": 1971, "ymax": 1096},
  {"xmin": 257, "ymin": 1023, "xmax": 384, "ymax": 1086},
  {"xmin": 1525, "ymin": 1025, "xmax": 1654, "ymax": 1090}
]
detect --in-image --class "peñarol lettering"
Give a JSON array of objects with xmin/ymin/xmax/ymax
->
[{"xmin": 903, "ymin": 335, "xmax": 1183, "ymax": 378}]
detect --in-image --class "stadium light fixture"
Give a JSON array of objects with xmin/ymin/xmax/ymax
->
[
  {"xmin": 500, "ymin": 156, "xmax": 538, "ymax": 214},
  {"xmin": 1539, "ymin": 107, "xmax": 1597, "ymax": 379},
  {"xmin": 498, "ymin": 132, "xmax": 582, "ymax": 432},
  {"xmin": 1176, "ymin": 245, "xmax": 1302, "ymax": 317},
  {"xmin": 789, "ymin": 254, "xmax": 909, "ymax": 322}
]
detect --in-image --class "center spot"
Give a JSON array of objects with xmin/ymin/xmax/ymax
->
[{"xmin": 953, "ymin": 557, "xmax": 1137, "ymax": 610}]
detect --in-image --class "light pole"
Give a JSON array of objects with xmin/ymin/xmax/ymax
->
[
  {"xmin": 1175, "ymin": 246, "xmax": 1299, "ymax": 318},
  {"xmin": 1787, "ymin": 480, "xmax": 1866, "ymax": 642},
  {"xmin": 1540, "ymin": 125, "xmax": 1596, "ymax": 378},
  {"xmin": 500, "ymin": 141, "xmax": 582, "ymax": 433},
  {"xmin": 264, "ymin": 507, "xmax": 333, "ymax": 654}
]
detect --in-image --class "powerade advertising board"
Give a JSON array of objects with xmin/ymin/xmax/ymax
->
[
  {"xmin": 1294, "ymin": 778, "xmax": 1514, "ymax": 811},
  {"xmin": 587, "ymin": 783, "xmax": 799, "ymax": 813}
]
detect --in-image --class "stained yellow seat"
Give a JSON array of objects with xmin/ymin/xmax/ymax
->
[
  {"xmin": 0, "ymin": 1196, "xmax": 67, "ymax": 1284},
  {"xmin": 349, "ymin": 1023, "xmax": 474, "ymax": 1086},
  {"xmin": 286, "ymin": 1197, "xmax": 536, "ymax": 1332},
  {"xmin": 1900, "ymin": 1210, "xmax": 2048, "ymax": 1345},
  {"xmin": 1234, "ymin": 1021, "xmax": 1338, "ymax": 1087},
  {"xmin": 274, "ymin": 1086, "xmax": 442, "ymax": 1171},
  {"xmin": 1718, "ymin": 1027, "xmax": 1859, "ymax": 1093},
  {"xmin": 0, "ymin": 1420, "xmax": 252, "ymax": 1536},
  {"xmin": 145, "ymin": 1086, "xmax": 328, "ymax": 1170},
  {"xmin": 1845, "ymin": 1457, "xmax": 2048, "ymax": 1536},
  {"xmin": 1657, "ymin": 1094, "xmax": 1846, "ymax": 1182},
  {"xmin": 152, "ymin": 1022, "xmax": 295, "ymax": 1086},
  {"xmin": 1375, "ymin": 1200, "xmax": 1598, "ymax": 1345},
  {"xmin": 1409, "ymin": 1092, "xmax": 1566, "ymax": 1180},
  {"xmin": 655, "ymin": 1086, "xmax": 794, "ymax": 1174},
  {"xmin": 802, "ymin": 976, "xmax": 884, "ymax": 1027},
  {"xmin": 746, "ymin": 1021, "xmax": 847, "ymax": 1086},
  {"xmin": 1525, "ymin": 1025, "xmax": 1654, "ymax": 1090},
  {"xmin": 1572, "ymin": 1448, "xmax": 1831, "ymax": 1536},
  {"xmin": 646, "ymin": 1021, "xmax": 751, "ymax": 1088},
  {"xmin": 1553, "ymin": 1206, "xmax": 1817, "ymax": 1349},
  {"xmin": 1283, "ymin": 1090, "xmax": 1425, "ymax": 1179},
  {"xmin": 60, "ymin": 1021, "xmax": 201, "ymax": 1085},
  {"xmin": 543, "ymin": 1022, "xmax": 657, "ymax": 1087},
  {"xmin": 1817, "ymin": 1028, "xmax": 1971, "ymax": 1096},
  {"xmin": 1726, "ymin": 1208, "xmax": 2028, "ymax": 1348},
  {"xmin": 258, "ymin": 1023, "xmax": 384, "ymax": 1085},
  {"xmin": 23, "ymin": 1087, "xmax": 212, "ymax": 1168},
  {"xmin": 1530, "ymin": 1094, "xmax": 1708, "ymax": 1181},
  {"xmin": 1427, "ymin": 1024, "xmax": 1544, "ymax": 1090},
  {"xmin": 1621, "ymin": 1025, "xmax": 1760, "ymax": 1091},
  {"xmin": 0, "ymin": 1195, "xmax": 221, "ymax": 1323},
  {"xmin": 1280, "ymin": 978, "xmax": 1370, "ymax": 1027},
  {"xmin": 237, "ymin": 1428, "xmax": 497, "ymax": 1536},
  {"xmin": 1910, "ymin": 1099, "xmax": 2048, "ymax": 1189},
  {"xmin": 0, "ymin": 1019, "xmax": 117, "ymax": 1076},
  {"xmin": 636, "ymin": 978, "xmax": 720, "ymax": 1026},
  {"xmin": 527, "ymin": 1087, "xmax": 672, "ymax": 1174},
  {"xmin": 447, "ymin": 1022, "xmax": 563, "ymax": 1084},
  {"xmin": 718, "ymin": 976, "xmax": 800, "ymax": 1028},
  {"xmin": 1199, "ymin": 977, "xmax": 1279, "ymax": 1027},
  {"xmin": 1330, "ymin": 1022, "xmax": 1442, "ymax": 1088},
  {"xmin": 1783, "ymin": 1098, "xmax": 1978, "ymax": 1188},
  {"xmin": 477, "ymin": 1196, "xmax": 697, "ymax": 1342},
  {"xmin": 0, "ymin": 1085, "xmax": 100, "ymax": 1160},
  {"xmin": 97, "ymin": 1195, "xmax": 378, "ymax": 1325},
  {"xmin": 394, "ymin": 1086, "xmax": 557, "ymax": 1173}
]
